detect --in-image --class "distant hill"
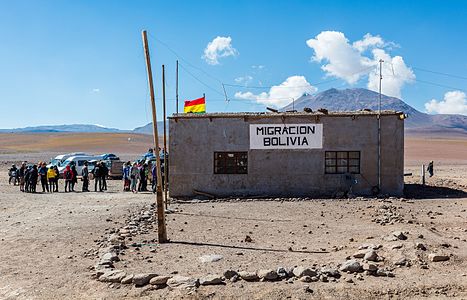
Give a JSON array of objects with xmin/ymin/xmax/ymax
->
[
  {"xmin": 133, "ymin": 121, "xmax": 166, "ymax": 135},
  {"xmin": 0, "ymin": 124, "xmax": 125, "ymax": 133},
  {"xmin": 282, "ymin": 88, "xmax": 467, "ymax": 136}
]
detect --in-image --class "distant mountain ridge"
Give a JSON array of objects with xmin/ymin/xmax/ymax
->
[
  {"xmin": 0, "ymin": 124, "xmax": 125, "ymax": 133},
  {"xmin": 282, "ymin": 88, "xmax": 467, "ymax": 136}
]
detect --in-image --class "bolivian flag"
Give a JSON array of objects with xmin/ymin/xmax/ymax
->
[{"xmin": 184, "ymin": 96, "xmax": 206, "ymax": 113}]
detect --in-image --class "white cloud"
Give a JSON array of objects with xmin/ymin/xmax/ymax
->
[
  {"xmin": 92, "ymin": 88, "xmax": 100, "ymax": 93},
  {"xmin": 234, "ymin": 75, "xmax": 253, "ymax": 85},
  {"xmin": 306, "ymin": 31, "xmax": 415, "ymax": 98},
  {"xmin": 202, "ymin": 36, "xmax": 238, "ymax": 65},
  {"xmin": 352, "ymin": 33, "xmax": 385, "ymax": 52},
  {"xmin": 252, "ymin": 65, "xmax": 265, "ymax": 69},
  {"xmin": 425, "ymin": 91, "xmax": 467, "ymax": 115},
  {"xmin": 234, "ymin": 76, "xmax": 317, "ymax": 108}
]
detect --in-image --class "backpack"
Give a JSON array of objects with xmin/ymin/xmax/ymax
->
[{"xmin": 65, "ymin": 170, "xmax": 72, "ymax": 180}]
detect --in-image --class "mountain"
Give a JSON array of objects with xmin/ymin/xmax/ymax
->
[
  {"xmin": 133, "ymin": 121, "xmax": 167, "ymax": 135},
  {"xmin": 282, "ymin": 88, "xmax": 467, "ymax": 136},
  {"xmin": 0, "ymin": 124, "xmax": 125, "ymax": 133}
]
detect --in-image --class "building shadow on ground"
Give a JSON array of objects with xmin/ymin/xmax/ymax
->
[{"xmin": 404, "ymin": 184, "xmax": 467, "ymax": 199}]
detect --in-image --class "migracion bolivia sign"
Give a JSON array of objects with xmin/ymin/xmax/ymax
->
[{"xmin": 249, "ymin": 124, "xmax": 323, "ymax": 149}]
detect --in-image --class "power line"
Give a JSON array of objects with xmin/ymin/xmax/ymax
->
[
  {"xmin": 178, "ymin": 63, "xmax": 225, "ymax": 97},
  {"xmin": 412, "ymin": 67, "xmax": 467, "ymax": 81}
]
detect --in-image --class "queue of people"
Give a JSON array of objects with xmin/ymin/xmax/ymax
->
[
  {"xmin": 122, "ymin": 160, "xmax": 166, "ymax": 194},
  {"xmin": 8, "ymin": 160, "xmax": 109, "ymax": 193}
]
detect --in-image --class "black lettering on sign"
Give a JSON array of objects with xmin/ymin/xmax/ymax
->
[
  {"xmin": 256, "ymin": 127, "xmax": 264, "ymax": 135},
  {"xmin": 302, "ymin": 137, "xmax": 309, "ymax": 145},
  {"xmin": 267, "ymin": 127, "xmax": 274, "ymax": 135},
  {"xmin": 308, "ymin": 126, "xmax": 315, "ymax": 134},
  {"xmin": 263, "ymin": 137, "xmax": 270, "ymax": 146}
]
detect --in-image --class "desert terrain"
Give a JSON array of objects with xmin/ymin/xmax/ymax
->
[{"xmin": 0, "ymin": 132, "xmax": 466, "ymax": 299}]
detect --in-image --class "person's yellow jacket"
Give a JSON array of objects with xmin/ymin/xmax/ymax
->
[{"xmin": 47, "ymin": 168, "xmax": 56, "ymax": 180}]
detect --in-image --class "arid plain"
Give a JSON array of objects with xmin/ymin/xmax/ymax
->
[{"xmin": 0, "ymin": 132, "xmax": 466, "ymax": 299}]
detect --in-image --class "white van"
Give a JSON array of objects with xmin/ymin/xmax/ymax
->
[
  {"xmin": 57, "ymin": 155, "xmax": 101, "ymax": 176},
  {"xmin": 48, "ymin": 152, "xmax": 88, "ymax": 168}
]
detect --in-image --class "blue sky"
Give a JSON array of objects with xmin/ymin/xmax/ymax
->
[{"xmin": 0, "ymin": 0, "xmax": 466, "ymax": 129}]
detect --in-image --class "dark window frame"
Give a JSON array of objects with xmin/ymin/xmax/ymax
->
[
  {"xmin": 214, "ymin": 151, "xmax": 248, "ymax": 174},
  {"xmin": 325, "ymin": 151, "xmax": 360, "ymax": 174}
]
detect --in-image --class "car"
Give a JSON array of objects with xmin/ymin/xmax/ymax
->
[
  {"xmin": 99, "ymin": 153, "xmax": 120, "ymax": 161},
  {"xmin": 47, "ymin": 152, "xmax": 88, "ymax": 168},
  {"xmin": 57, "ymin": 155, "xmax": 103, "ymax": 176}
]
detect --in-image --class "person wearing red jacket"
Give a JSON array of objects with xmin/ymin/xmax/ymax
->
[{"xmin": 64, "ymin": 165, "xmax": 74, "ymax": 192}]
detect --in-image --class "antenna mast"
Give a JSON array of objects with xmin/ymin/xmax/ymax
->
[{"xmin": 377, "ymin": 59, "xmax": 384, "ymax": 194}]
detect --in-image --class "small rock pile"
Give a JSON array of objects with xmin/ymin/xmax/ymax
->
[{"xmin": 372, "ymin": 204, "xmax": 404, "ymax": 225}]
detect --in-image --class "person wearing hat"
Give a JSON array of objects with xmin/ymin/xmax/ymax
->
[
  {"xmin": 8, "ymin": 164, "xmax": 18, "ymax": 185},
  {"xmin": 47, "ymin": 166, "xmax": 56, "ymax": 193},
  {"xmin": 18, "ymin": 162, "xmax": 26, "ymax": 192},
  {"xmin": 38, "ymin": 162, "xmax": 49, "ymax": 193},
  {"xmin": 81, "ymin": 161, "xmax": 89, "ymax": 192}
]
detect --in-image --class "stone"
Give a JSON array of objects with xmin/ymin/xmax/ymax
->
[
  {"xmin": 166, "ymin": 275, "xmax": 199, "ymax": 289},
  {"xmin": 101, "ymin": 252, "xmax": 119, "ymax": 262},
  {"xmin": 345, "ymin": 277, "xmax": 354, "ymax": 283},
  {"xmin": 391, "ymin": 244, "xmax": 403, "ymax": 250},
  {"xmin": 376, "ymin": 269, "xmax": 394, "ymax": 277},
  {"xmin": 99, "ymin": 270, "xmax": 126, "ymax": 283},
  {"xmin": 257, "ymin": 269, "xmax": 278, "ymax": 281},
  {"xmin": 416, "ymin": 242, "xmax": 427, "ymax": 251},
  {"xmin": 121, "ymin": 274, "xmax": 134, "ymax": 284},
  {"xmin": 199, "ymin": 254, "xmax": 223, "ymax": 263},
  {"xmin": 238, "ymin": 271, "xmax": 259, "ymax": 281},
  {"xmin": 395, "ymin": 258, "xmax": 408, "ymax": 266},
  {"xmin": 392, "ymin": 231, "xmax": 408, "ymax": 240},
  {"xmin": 299, "ymin": 276, "xmax": 311, "ymax": 282},
  {"xmin": 276, "ymin": 267, "xmax": 288, "ymax": 279},
  {"xmin": 199, "ymin": 275, "xmax": 224, "ymax": 285},
  {"xmin": 132, "ymin": 273, "xmax": 158, "ymax": 286},
  {"xmin": 292, "ymin": 266, "xmax": 317, "ymax": 278},
  {"xmin": 428, "ymin": 254, "xmax": 450, "ymax": 262},
  {"xmin": 363, "ymin": 263, "xmax": 378, "ymax": 272},
  {"xmin": 149, "ymin": 275, "xmax": 172, "ymax": 285},
  {"xmin": 353, "ymin": 249, "xmax": 368, "ymax": 258},
  {"xmin": 303, "ymin": 285, "xmax": 314, "ymax": 293},
  {"xmin": 364, "ymin": 250, "xmax": 378, "ymax": 262},
  {"xmin": 223, "ymin": 269, "xmax": 238, "ymax": 280},
  {"xmin": 320, "ymin": 267, "xmax": 340, "ymax": 278},
  {"xmin": 320, "ymin": 274, "xmax": 328, "ymax": 282},
  {"xmin": 339, "ymin": 260, "xmax": 362, "ymax": 273}
]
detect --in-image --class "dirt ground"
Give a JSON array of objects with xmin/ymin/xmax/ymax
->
[{"xmin": 0, "ymin": 135, "xmax": 466, "ymax": 299}]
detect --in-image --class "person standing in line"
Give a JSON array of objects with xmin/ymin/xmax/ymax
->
[
  {"xmin": 101, "ymin": 162, "xmax": 108, "ymax": 191},
  {"xmin": 427, "ymin": 161, "xmax": 434, "ymax": 177},
  {"xmin": 29, "ymin": 165, "xmax": 38, "ymax": 193},
  {"xmin": 38, "ymin": 162, "xmax": 49, "ymax": 193},
  {"xmin": 24, "ymin": 165, "xmax": 31, "ymax": 192},
  {"xmin": 18, "ymin": 162, "xmax": 26, "ymax": 192},
  {"xmin": 81, "ymin": 161, "xmax": 89, "ymax": 192},
  {"xmin": 151, "ymin": 162, "xmax": 157, "ymax": 193},
  {"xmin": 64, "ymin": 165, "xmax": 72, "ymax": 192},
  {"xmin": 122, "ymin": 161, "xmax": 131, "ymax": 191},
  {"xmin": 8, "ymin": 164, "xmax": 18, "ymax": 185},
  {"xmin": 139, "ymin": 163, "xmax": 147, "ymax": 192},
  {"xmin": 130, "ymin": 162, "xmax": 139, "ymax": 193},
  {"xmin": 71, "ymin": 165, "xmax": 78, "ymax": 192},
  {"xmin": 47, "ymin": 166, "xmax": 56, "ymax": 193},
  {"xmin": 92, "ymin": 162, "xmax": 102, "ymax": 192},
  {"xmin": 53, "ymin": 166, "xmax": 60, "ymax": 192}
]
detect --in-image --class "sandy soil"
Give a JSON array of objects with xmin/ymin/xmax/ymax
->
[{"xmin": 0, "ymin": 134, "xmax": 466, "ymax": 299}]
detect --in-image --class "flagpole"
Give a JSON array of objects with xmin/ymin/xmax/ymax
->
[
  {"xmin": 142, "ymin": 30, "xmax": 167, "ymax": 243},
  {"xmin": 176, "ymin": 60, "xmax": 179, "ymax": 114}
]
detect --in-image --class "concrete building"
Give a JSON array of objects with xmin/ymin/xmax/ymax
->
[{"xmin": 168, "ymin": 111, "xmax": 404, "ymax": 198}]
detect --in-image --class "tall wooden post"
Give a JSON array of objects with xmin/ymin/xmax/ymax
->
[
  {"xmin": 162, "ymin": 64, "xmax": 169, "ymax": 208},
  {"xmin": 141, "ymin": 30, "xmax": 167, "ymax": 243},
  {"xmin": 176, "ymin": 60, "xmax": 179, "ymax": 114}
]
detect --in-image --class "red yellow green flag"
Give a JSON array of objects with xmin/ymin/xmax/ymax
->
[{"xmin": 184, "ymin": 96, "xmax": 206, "ymax": 113}]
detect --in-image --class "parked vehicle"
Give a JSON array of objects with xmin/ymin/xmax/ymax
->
[
  {"xmin": 57, "ymin": 155, "xmax": 102, "ymax": 176},
  {"xmin": 88, "ymin": 159, "xmax": 124, "ymax": 179},
  {"xmin": 99, "ymin": 153, "xmax": 120, "ymax": 161},
  {"xmin": 47, "ymin": 152, "xmax": 88, "ymax": 168}
]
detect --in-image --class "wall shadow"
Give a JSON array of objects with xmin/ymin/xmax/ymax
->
[{"xmin": 404, "ymin": 184, "xmax": 467, "ymax": 199}]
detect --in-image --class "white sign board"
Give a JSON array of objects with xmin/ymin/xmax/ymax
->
[{"xmin": 249, "ymin": 124, "xmax": 323, "ymax": 149}]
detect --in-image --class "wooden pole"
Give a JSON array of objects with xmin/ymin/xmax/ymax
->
[
  {"xmin": 162, "ymin": 64, "xmax": 169, "ymax": 208},
  {"xmin": 141, "ymin": 30, "xmax": 167, "ymax": 243},
  {"xmin": 176, "ymin": 60, "xmax": 179, "ymax": 114}
]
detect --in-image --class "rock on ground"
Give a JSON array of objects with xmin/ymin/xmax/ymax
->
[
  {"xmin": 149, "ymin": 275, "xmax": 172, "ymax": 285},
  {"xmin": 339, "ymin": 260, "xmax": 362, "ymax": 273},
  {"xmin": 428, "ymin": 253, "xmax": 450, "ymax": 262},
  {"xmin": 199, "ymin": 275, "xmax": 224, "ymax": 285},
  {"xmin": 238, "ymin": 271, "xmax": 259, "ymax": 281},
  {"xmin": 292, "ymin": 266, "xmax": 317, "ymax": 278},
  {"xmin": 166, "ymin": 275, "xmax": 199, "ymax": 289},
  {"xmin": 132, "ymin": 273, "xmax": 158, "ymax": 286},
  {"xmin": 99, "ymin": 270, "xmax": 126, "ymax": 283},
  {"xmin": 257, "ymin": 269, "xmax": 278, "ymax": 281}
]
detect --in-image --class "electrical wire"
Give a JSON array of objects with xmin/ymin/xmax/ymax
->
[{"xmin": 411, "ymin": 67, "xmax": 467, "ymax": 81}]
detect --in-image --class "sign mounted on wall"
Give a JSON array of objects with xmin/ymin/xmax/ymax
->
[{"xmin": 250, "ymin": 124, "xmax": 323, "ymax": 149}]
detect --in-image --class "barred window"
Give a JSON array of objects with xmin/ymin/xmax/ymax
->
[
  {"xmin": 214, "ymin": 152, "xmax": 248, "ymax": 174},
  {"xmin": 325, "ymin": 151, "xmax": 360, "ymax": 174}
]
